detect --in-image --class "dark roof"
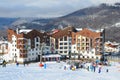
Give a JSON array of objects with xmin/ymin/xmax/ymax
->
[{"xmin": 52, "ymin": 26, "xmax": 76, "ymax": 38}]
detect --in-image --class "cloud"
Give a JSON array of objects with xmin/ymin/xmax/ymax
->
[{"xmin": 0, "ymin": 0, "xmax": 119, "ymax": 17}]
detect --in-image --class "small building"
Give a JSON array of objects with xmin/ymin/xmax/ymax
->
[
  {"xmin": 104, "ymin": 41, "xmax": 119, "ymax": 53},
  {"xmin": 0, "ymin": 41, "xmax": 9, "ymax": 61}
]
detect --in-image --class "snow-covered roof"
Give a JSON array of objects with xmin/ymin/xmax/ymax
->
[
  {"xmin": 19, "ymin": 29, "xmax": 32, "ymax": 34},
  {"xmin": 42, "ymin": 54, "xmax": 61, "ymax": 58},
  {"xmin": 76, "ymin": 28, "xmax": 82, "ymax": 31},
  {"xmin": 0, "ymin": 41, "xmax": 8, "ymax": 44}
]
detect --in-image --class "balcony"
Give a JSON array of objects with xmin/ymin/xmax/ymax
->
[{"xmin": 20, "ymin": 53, "xmax": 27, "ymax": 58}]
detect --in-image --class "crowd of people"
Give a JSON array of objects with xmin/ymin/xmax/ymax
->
[{"xmin": 64, "ymin": 60, "xmax": 110, "ymax": 73}]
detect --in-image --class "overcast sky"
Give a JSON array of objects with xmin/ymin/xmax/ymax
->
[{"xmin": 0, "ymin": 0, "xmax": 119, "ymax": 18}]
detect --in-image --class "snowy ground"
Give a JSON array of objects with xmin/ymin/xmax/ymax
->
[{"xmin": 0, "ymin": 61, "xmax": 120, "ymax": 80}]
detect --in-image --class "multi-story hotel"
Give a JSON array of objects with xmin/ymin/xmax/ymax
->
[
  {"xmin": 51, "ymin": 27, "xmax": 77, "ymax": 58},
  {"xmin": 5, "ymin": 26, "xmax": 105, "ymax": 63},
  {"xmin": 72, "ymin": 28, "xmax": 104, "ymax": 59},
  {"xmin": 7, "ymin": 28, "xmax": 51, "ymax": 63}
]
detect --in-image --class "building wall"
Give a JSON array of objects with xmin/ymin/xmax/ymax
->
[{"xmin": 58, "ymin": 36, "xmax": 72, "ymax": 56}]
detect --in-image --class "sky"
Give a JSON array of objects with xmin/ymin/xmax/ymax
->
[{"xmin": 0, "ymin": 0, "xmax": 119, "ymax": 18}]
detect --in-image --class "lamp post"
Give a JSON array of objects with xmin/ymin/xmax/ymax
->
[
  {"xmin": 14, "ymin": 53, "xmax": 17, "ymax": 62},
  {"xmin": 68, "ymin": 51, "xmax": 71, "ymax": 59},
  {"xmin": 2, "ymin": 46, "xmax": 4, "ymax": 60},
  {"xmin": 39, "ymin": 42, "xmax": 45, "ymax": 67}
]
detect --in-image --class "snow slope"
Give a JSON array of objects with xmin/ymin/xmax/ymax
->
[{"xmin": 0, "ymin": 62, "xmax": 120, "ymax": 80}]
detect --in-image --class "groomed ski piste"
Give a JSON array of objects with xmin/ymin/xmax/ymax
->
[{"xmin": 0, "ymin": 61, "xmax": 120, "ymax": 80}]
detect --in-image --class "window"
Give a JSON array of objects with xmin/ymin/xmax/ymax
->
[
  {"xmin": 64, "ymin": 51, "xmax": 67, "ymax": 53},
  {"xmin": 69, "ymin": 47, "xmax": 71, "ymax": 49},
  {"xmin": 64, "ymin": 36, "xmax": 67, "ymax": 41},
  {"xmin": 36, "ymin": 48, "xmax": 38, "ymax": 51},
  {"xmin": 83, "ymin": 56, "xmax": 84, "ymax": 58},
  {"xmin": 60, "ymin": 51, "xmax": 63, "ymax": 53},
  {"xmin": 77, "ymin": 43, "xmax": 80, "ymax": 46},
  {"xmin": 36, "ymin": 44, "xmax": 39, "ymax": 47},
  {"xmin": 60, "ymin": 43, "xmax": 63, "ymax": 45},
  {"xmin": 69, "ymin": 43, "xmax": 71, "ymax": 45},
  {"xmin": 60, "ymin": 47, "xmax": 63, "ymax": 49},
  {"xmin": 87, "ymin": 56, "xmax": 89, "ymax": 59},
  {"xmin": 36, "ymin": 37, "xmax": 39, "ymax": 42},
  {"xmin": 64, "ymin": 47, "xmax": 67, "ymax": 49},
  {"xmin": 96, "ymin": 57, "xmax": 98, "ymax": 59},
  {"xmin": 64, "ymin": 43, "xmax": 67, "ymax": 45},
  {"xmin": 60, "ymin": 38, "xmax": 63, "ymax": 41},
  {"xmin": 77, "ymin": 39, "xmax": 80, "ymax": 42},
  {"xmin": 69, "ymin": 38, "xmax": 71, "ymax": 41},
  {"xmin": 32, "ymin": 53, "xmax": 34, "ymax": 55},
  {"xmin": 82, "ymin": 39, "xmax": 84, "ymax": 41}
]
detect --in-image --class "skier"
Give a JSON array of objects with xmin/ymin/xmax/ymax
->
[
  {"xmin": 2, "ymin": 60, "xmax": 6, "ymax": 67},
  {"xmin": 98, "ymin": 67, "xmax": 101, "ymax": 73},
  {"xmin": 44, "ymin": 63, "xmax": 47, "ymax": 69},
  {"xmin": 64, "ymin": 66, "xmax": 66, "ymax": 70},
  {"xmin": 106, "ymin": 69, "xmax": 109, "ymax": 72},
  {"xmin": 93, "ymin": 63, "xmax": 96, "ymax": 72},
  {"xmin": 90, "ymin": 64, "xmax": 93, "ymax": 72},
  {"xmin": 16, "ymin": 61, "xmax": 19, "ymax": 67},
  {"xmin": 98, "ymin": 64, "xmax": 102, "ymax": 73}
]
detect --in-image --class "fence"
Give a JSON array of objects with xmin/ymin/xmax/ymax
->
[{"xmin": 106, "ymin": 56, "xmax": 120, "ymax": 62}]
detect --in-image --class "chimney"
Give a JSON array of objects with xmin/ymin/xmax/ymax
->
[{"xmin": 16, "ymin": 28, "xmax": 19, "ymax": 34}]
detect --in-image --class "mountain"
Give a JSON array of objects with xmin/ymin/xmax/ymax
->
[
  {"xmin": 0, "ymin": 17, "xmax": 18, "ymax": 29},
  {"xmin": 0, "ymin": 3, "xmax": 120, "ymax": 42}
]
